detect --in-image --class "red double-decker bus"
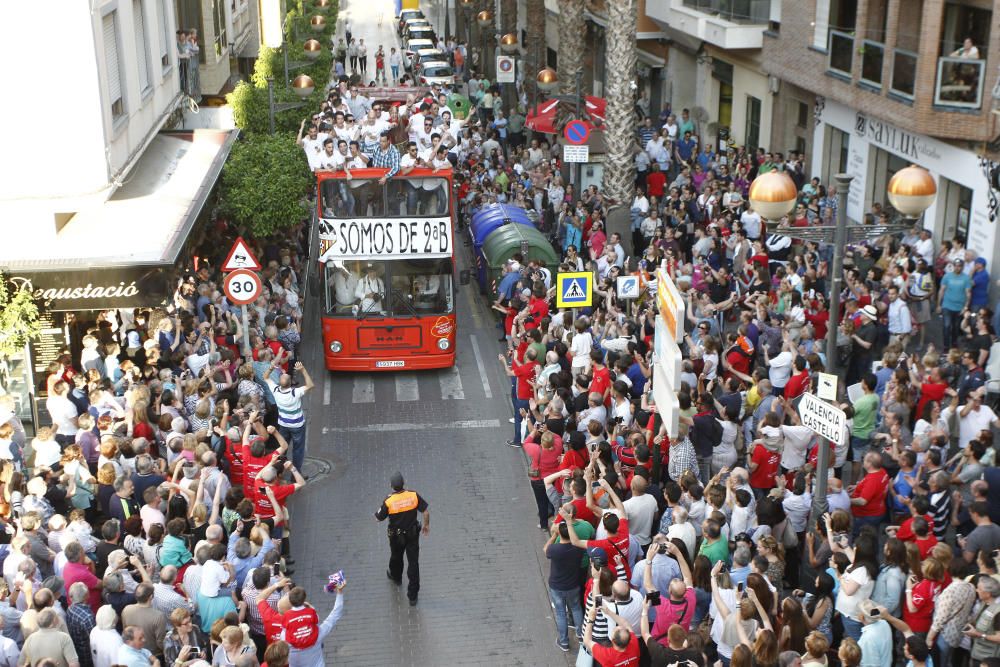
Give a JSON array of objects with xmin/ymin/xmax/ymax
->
[{"xmin": 316, "ymin": 165, "xmax": 456, "ymax": 370}]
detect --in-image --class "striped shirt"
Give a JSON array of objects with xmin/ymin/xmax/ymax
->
[
  {"xmin": 267, "ymin": 380, "xmax": 306, "ymax": 429},
  {"xmin": 367, "ymin": 142, "xmax": 401, "ymax": 179}
]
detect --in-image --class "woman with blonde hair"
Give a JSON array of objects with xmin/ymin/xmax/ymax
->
[
  {"xmin": 211, "ymin": 625, "xmax": 253, "ymax": 667},
  {"xmin": 262, "ymin": 640, "xmax": 289, "ymax": 667},
  {"xmin": 164, "ymin": 606, "xmax": 208, "ymax": 665},
  {"xmin": 838, "ymin": 637, "xmax": 861, "ymax": 667},
  {"xmin": 758, "ymin": 535, "xmax": 785, "ymax": 589}
]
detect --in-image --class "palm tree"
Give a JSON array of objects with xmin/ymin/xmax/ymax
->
[
  {"xmin": 601, "ymin": 0, "xmax": 638, "ymax": 258},
  {"xmin": 556, "ymin": 0, "xmax": 585, "ymax": 130},
  {"xmin": 524, "ymin": 0, "xmax": 546, "ymax": 107}
]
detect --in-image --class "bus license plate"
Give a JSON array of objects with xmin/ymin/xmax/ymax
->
[{"xmin": 375, "ymin": 360, "xmax": 405, "ymax": 368}]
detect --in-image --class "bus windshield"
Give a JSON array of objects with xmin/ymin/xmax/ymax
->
[
  {"xmin": 320, "ymin": 177, "xmax": 450, "ymax": 218},
  {"xmin": 324, "ymin": 258, "xmax": 453, "ymax": 317}
]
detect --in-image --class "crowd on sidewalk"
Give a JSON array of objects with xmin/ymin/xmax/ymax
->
[
  {"xmin": 297, "ymin": 15, "xmax": 1000, "ymax": 667},
  {"xmin": 0, "ymin": 219, "xmax": 352, "ymax": 667}
]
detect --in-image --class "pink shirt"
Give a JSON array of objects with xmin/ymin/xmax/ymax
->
[
  {"xmin": 651, "ymin": 586, "xmax": 697, "ymax": 641},
  {"xmin": 522, "ymin": 434, "xmax": 564, "ymax": 481},
  {"xmin": 63, "ymin": 561, "xmax": 102, "ymax": 612}
]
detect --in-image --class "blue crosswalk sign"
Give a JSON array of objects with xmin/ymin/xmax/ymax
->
[
  {"xmin": 556, "ymin": 272, "xmax": 593, "ymax": 308},
  {"xmin": 617, "ymin": 276, "xmax": 640, "ymax": 299}
]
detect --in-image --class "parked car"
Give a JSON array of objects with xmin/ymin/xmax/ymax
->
[
  {"xmin": 404, "ymin": 38, "xmax": 435, "ymax": 60},
  {"xmin": 402, "ymin": 17, "xmax": 432, "ymax": 35},
  {"xmin": 419, "ymin": 62, "xmax": 455, "ymax": 86},
  {"xmin": 405, "ymin": 26, "xmax": 436, "ymax": 49},
  {"xmin": 397, "ymin": 9, "xmax": 423, "ymax": 34},
  {"xmin": 412, "ymin": 49, "xmax": 447, "ymax": 73}
]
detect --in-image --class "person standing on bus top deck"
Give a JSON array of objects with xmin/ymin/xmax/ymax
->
[
  {"xmin": 398, "ymin": 142, "xmax": 423, "ymax": 216},
  {"xmin": 428, "ymin": 146, "xmax": 453, "ymax": 215},
  {"xmin": 369, "ymin": 132, "xmax": 401, "ymax": 185},
  {"xmin": 355, "ymin": 265, "xmax": 385, "ymax": 314},
  {"xmin": 375, "ymin": 472, "xmax": 430, "ymax": 606}
]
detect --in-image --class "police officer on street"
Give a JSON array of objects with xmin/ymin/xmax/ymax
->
[{"xmin": 374, "ymin": 472, "xmax": 429, "ymax": 606}]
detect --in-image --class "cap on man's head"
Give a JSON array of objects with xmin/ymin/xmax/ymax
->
[
  {"xmin": 861, "ymin": 305, "xmax": 878, "ymax": 320},
  {"xmin": 976, "ymin": 257, "xmax": 987, "ymax": 267},
  {"xmin": 588, "ymin": 547, "xmax": 608, "ymax": 567},
  {"xmin": 390, "ymin": 472, "xmax": 405, "ymax": 490}
]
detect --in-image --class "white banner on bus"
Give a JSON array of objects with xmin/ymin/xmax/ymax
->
[{"xmin": 318, "ymin": 217, "xmax": 453, "ymax": 262}]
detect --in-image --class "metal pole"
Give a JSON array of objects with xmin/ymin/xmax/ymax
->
[
  {"xmin": 283, "ymin": 46, "xmax": 290, "ymax": 87},
  {"xmin": 575, "ymin": 70, "xmax": 582, "ymax": 188},
  {"xmin": 812, "ymin": 172, "xmax": 853, "ymax": 524},
  {"xmin": 444, "ymin": 0, "xmax": 451, "ymax": 39},
  {"xmin": 241, "ymin": 304, "xmax": 252, "ymax": 359},
  {"xmin": 267, "ymin": 78, "xmax": 276, "ymax": 135},
  {"xmin": 823, "ymin": 173, "xmax": 854, "ymax": 376}
]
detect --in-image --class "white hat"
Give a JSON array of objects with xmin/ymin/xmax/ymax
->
[{"xmin": 861, "ymin": 305, "xmax": 878, "ymax": 319}]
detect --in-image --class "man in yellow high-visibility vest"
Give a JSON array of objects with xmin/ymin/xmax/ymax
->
[{"xmin": 374, "ymin": 472, "xmax": 430, "ymax": 605}]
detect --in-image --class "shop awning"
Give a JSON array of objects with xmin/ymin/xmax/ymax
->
[{"xmin": 0, "ymin": 129, "xmax": 238, "ymax": 272}]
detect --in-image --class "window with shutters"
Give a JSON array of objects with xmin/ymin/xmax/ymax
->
[
  {"xmin": 134, "ymin": 0, "xmax": 152, "ymax": 96},
  {"xmin": 156, "ymin": 0, "xmax": 171, "ymax": 70},
  {"xmin": 102, "ymin": 12, "xmax": 125, "ymax": 120}
]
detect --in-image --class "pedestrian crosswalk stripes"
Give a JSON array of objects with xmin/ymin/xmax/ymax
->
[
  {"xmin": 394, "ymin": 373, "xmax": 419, "ymax": 401},
  {"xmin": 323, "ymin": 355, "xmax": 497, "ymax": 405},
  {"xmin": 352, "ymin": 376, "xmax": 374, "ymax": 404}
]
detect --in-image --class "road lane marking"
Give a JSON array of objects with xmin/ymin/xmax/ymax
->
[
  {"xmin": 352, "ymin": 376, "xmax": 374, "ymax": 403},
  {"xmin": 323, "ymin": 419, "xmax": 501, "ymax": 434},
  {"xmin": 439, "ymin": 366, "xmax": 465, "ymax": 400},
  {"xmin": 395, "ymin": 373, "xmax": 419, "ymax": 401},
  {"xmin": 469, "ymin": 334, "xmax": 493, "ymax": 398},
  {"xmin": 323, "ymin": 373, "xmax": 331, "ymax": 405}
]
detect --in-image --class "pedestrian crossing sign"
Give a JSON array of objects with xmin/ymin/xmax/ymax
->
[{"xmin": 556, "ymin": 272, "xmax": 593, "ymax": 309}]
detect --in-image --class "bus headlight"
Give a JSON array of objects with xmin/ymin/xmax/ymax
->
[
  {"xmin": 437, "ymin": 338, "xmax": 450, "ymax": 350},
  {"xmin": 329, "ymin": 340, "xmax": 343, "ymax": 353}
]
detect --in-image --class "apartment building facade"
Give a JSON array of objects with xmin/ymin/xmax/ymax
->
[
  {"xmin": 762, "ymin": 0, "xmax": 1000, "ymax": 260},
  {"xmin": 645, "ymin": 0, "xmax": 786, "ymax": 151},
  {"xmin": 0, "ymin": 0, "xmax": 237, "ymax": 430}
]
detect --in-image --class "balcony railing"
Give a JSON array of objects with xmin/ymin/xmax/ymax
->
[
  {"xmin": 828, "ymin": 30, "xmax": 854, "ymax": 76},
  {"xmin": 890, "ymin": 49, "xmax": 917, "ymax": 98},
  {"xmin": 935, "ymin": 56, "xmax": 985, "ymax": 108},
  {"xmin": 681, "ymin": 0, "xmax": 770, "ymax": 24},
  {"xmin": 179, "ymin": 53, "xmax": 201, "ymax": 100},
  {"xmin": 860, "ymin": 40, "xmax": 884, "ymax": 87}
]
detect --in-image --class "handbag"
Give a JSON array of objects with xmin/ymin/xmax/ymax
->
[
  {"xmin": 574, "ymin": 644, "xmax": 593, "ymax": 667},
  {"xmin": 528, "ymin": 446, "xmax": 541, "ymax": 479}
]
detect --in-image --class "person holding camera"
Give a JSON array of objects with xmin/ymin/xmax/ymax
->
[{"xmin": 643, "ymin": 540, "xmax": 696, "ymax": 641}]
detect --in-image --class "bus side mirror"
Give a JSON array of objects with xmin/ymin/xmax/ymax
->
[{"xmin": 459, "ymin": 269, "xmax": 471, "ymax": 286}]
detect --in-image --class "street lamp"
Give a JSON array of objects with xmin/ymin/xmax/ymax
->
[
  {"xmin": 303, "ymin": 39, "xmax": 323, "ymax": 61},
  {"xmin": 477, "ymin": 10, "xmax": 494, "ymax": 79},
  {"xmin": 459, "ymin": 0, "xmax": 474, "ymax": 43},
  {"xmin": 533, "ymin": 67, "xmax": 558, "ymax": 130},
  {"xmin": 499, "ymin": 33, "xmax": 518, "ymax": 112},
  {"xmin": 316, "ymin": 0, "xmax": 331, "ymax": 9},
  {"xmin": 292, "ymin": 74, "xmax": 315, "ymax": 98},
  {"xmin": 748, "ymin": 171, "xmax": 798, "ymax": 222},
  {"xmin": 887, "ymin": 165, "xmax": 938, "ymax": 217},
  {"xmin": 499, "ymin": 33, "xmax": 518, "ymax": 54},
  {"xmin": 310, "ymin": 15, "xmax": 326, "ymax": 32}
]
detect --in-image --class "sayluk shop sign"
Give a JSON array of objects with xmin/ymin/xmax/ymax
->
[
  {"xmin": 7, "ymin": 266, "xmax": 172, "ymax": 311},
  {"xmin": 318, "ymin": 217, "xmax": 453, "ymax": 262}
]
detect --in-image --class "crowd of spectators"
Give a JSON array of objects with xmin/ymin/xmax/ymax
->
[{"xmin": 0, "ymin": 220, "xmax": 350, "ymax": 667}]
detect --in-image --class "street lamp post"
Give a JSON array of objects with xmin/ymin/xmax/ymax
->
[
  {"xmin": 751, "ymin": 165, "xmax": 936, "ymax": 521},
  {"xmin": 267, "ymin": 76, "xmax": 312, "ymax": 134},
  {"xmin": 477, "ymin": 10, "xmax": 494, "ymax": 80},
  {"xmin": 499, "ymin": 33, "xmax": 518, "ymax": 114},
  {"xmin": 459, "ymin": 0, "xmax": 474, "ymax": 50}
]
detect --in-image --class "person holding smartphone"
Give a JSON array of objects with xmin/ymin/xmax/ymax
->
[{"xmin": 163, "ymin": 608, "xmax": 207, "ymax": 666}]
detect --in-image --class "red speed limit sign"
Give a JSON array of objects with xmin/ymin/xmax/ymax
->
[{"xmin": 223, "ymin": 269, "xmax": 263, "ymax": 305}]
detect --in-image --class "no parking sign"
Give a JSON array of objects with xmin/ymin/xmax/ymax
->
[{"xmin": 496, "ymin": 55, "xmax": 515, "ymax": 83}]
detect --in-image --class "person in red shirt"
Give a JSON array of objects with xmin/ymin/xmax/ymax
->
[
  {"xmin": 584, "ymin": 601, "xmax": 641, "ymax": 667},
  {"xmin": 850, "ymin": 452, "xmax": 890, "ymax": 534},
  {"xmin": 500, "ymin": 347, "xmax": 540, "ymax": 448},
  {"xmin": 909, "ymin": 516, "xmax": 938, "ymax": 558},
  {"xmin": 646, "ymin": 162, "xmax": 666, "ymax": 199},
  {"xmin": 588, "ymin": 351, "xmax": 612, "ymax": 407},
  {"xmin": 563, "ymin": 476, "xmax": 632, "ymax": 581},
  {"xmin": 519, "ymin": 286, "xmax": 550, "ymax": 331},
  {"xmin": 239, "ymin": 413, "xmax": 289, "ymax": 489},
  {"xmin": 783, "ymin": 356, "xmax": 811, "ymax": 400},
  {"xmin": 255, "ymin": 460, "xmax": 306, "ymax": 526},
  {"xmin": 804, "ymin": 299, "xmax": 829, "ymax": 340},
  {"xmin": 748, "ymin": 441, "xmax": 781, "ymax": 495},
  {"xmin": 903, "ymin": 558, "xmax": 945, "ymax": 633}
]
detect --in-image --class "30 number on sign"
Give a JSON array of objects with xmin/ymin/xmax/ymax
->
[{"xmin": 223, "ymin": 269, "xmax": 262, "ymax": 305}]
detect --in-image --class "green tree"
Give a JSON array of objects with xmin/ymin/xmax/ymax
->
[
  {"xmin": 220, "ymin": 133, "xmax": 313, "ymax": 237},
  {"xmin": 0, "ymin": 276, "xmax": 41, "ymax": 360}
]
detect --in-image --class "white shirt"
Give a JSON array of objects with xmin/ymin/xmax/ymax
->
[
  {"xmin": 33, "ymin": 438, "xmax": 62, "ymax": 468},
  {"xmin": 667, "ymin": 521, "xmax": 696, "ymax": 559},
  {"xmin": 45, "ymin": 395, "xmax": 78, "ymax": 436},
  {"xmin": 915, "ymin": 237, "xmax": 934, "ymax": 265},
  {"xmin": 887, "ymin": 298, "xmax": 912, "ymax": 334},
  {"xmin": 90, "ymin": 627, "xmax": 123, "ymax": 667},
  {"xmin": 768, "ymin": 351, "xmax": 793, "ymax": 387},
  {"xmin": 782, "ymin": 490, "xmax": 813, "ymax": 532},
  {"xmin": 780, "ymin": 424, "xmax": 813, "ymax": 470},
  {"xmin": 835, "ymin": 566, "xmax": 874, "ymax": 620},
  {"xmin": 355, "ymin": 275, "xmax": 385, "ymax": 313},
  {"xmin": 623, "ymin": 494, "xmax": 658, "ymax": 544},
  {"xmin": 959, "ymin": 404, "xmax": 998, "ymax": 448},
  {"xmin": 570, "ymin": 332, "xmax": 593, "ymax": 368},
  {"xmin": 314, "ymin": 149, "xmax": 341, "ymax": 171},
  {"xmin": 199, "ymin": 559, "xmax": 229, "ymax": 597},
  {"xmin": 607, "ymin": 588, "xmax": 645, "ymax": 635}
]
